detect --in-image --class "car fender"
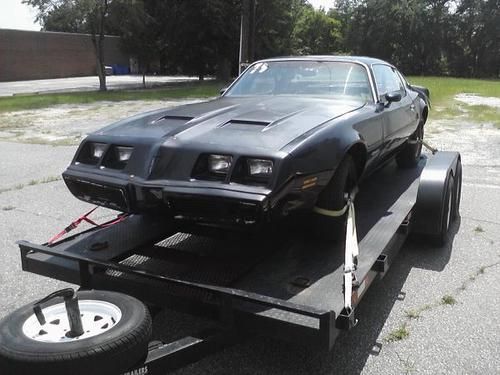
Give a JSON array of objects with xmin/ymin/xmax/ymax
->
[
  {"xmin": 283, "ymin": 122, "xmax": 367, "ymax": 187},
  {"xmin": 418, "ymin": 97, "xmax": 429, "ymax": 126}
]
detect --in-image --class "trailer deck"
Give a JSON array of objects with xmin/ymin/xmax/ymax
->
[
  {"xmin": 10, "ymin": 151, "xmax": 462, "ymax": 374},
  {"xmin": 19, "ymin": 157, "xmax": 425, "ymax": 346}
]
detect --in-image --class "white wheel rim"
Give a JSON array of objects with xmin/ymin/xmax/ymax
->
[{"xmin": 22, "ymin": 300, "xmax": 122, "ymax": 343}]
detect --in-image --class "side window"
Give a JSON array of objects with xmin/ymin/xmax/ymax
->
[{"xmin": 372, "ymin": 65, "xmax": 405, "ymax": 99}]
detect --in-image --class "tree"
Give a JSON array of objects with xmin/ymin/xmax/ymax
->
[
  {"xmin": 108, "ymin": 0, "xmax": 157, "ymax": 87},
  {"xmin": 142, "ymin": 0, "xmax": 240, "ymax": 81},
  {"xmin": 292, "ymin": 5, "xmax": 342, "ymax": 55},
  {"xmin": 24, "ymin": 0, "xmax": 110, "ymax": 91},
  {"xmin": 253, "ymin": 0, "xmax": 308, "ymax": 59},
  {"xmin": 449, "ymin": 0, "xmax": 500, "ymax": 77}
]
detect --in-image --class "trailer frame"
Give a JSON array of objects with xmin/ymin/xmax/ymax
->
[{"xmin": 13, "ymin": 151, "xmax": 461, "ymax": 374}]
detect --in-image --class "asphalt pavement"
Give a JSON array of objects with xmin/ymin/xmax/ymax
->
[
  {"xmin": 0, "ymin": 75, "xmax": 199, "ymax": 97},
  {"xmin": 0, "ymin": 118, "xmax": 499, "ymax": 374}
]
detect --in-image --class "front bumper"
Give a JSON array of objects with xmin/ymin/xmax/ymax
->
[
  {"xmin": 63, "ymin": 165, "xmax": 328, "ymax": 228},
  {"xmin": 63, "ymin": 171, "xmax": 273, "ymax": 227}
]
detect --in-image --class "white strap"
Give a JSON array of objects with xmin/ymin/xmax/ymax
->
[
  {"xmin": 347, "ymin": 200, "xmax": 359, "ymax": 259},
  {"xmin": 343, "ymin": 200, "xmax": 359, "ymax": 310}
]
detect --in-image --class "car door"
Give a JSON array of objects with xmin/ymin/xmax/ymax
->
[{"xmin": 372, "ymin": 64, "xmax": 417, "ymax": 158}]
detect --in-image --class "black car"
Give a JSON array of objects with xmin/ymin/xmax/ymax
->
[{"xmin": 63, "ymin": 56, "xmax": 430, "ymax": 234}]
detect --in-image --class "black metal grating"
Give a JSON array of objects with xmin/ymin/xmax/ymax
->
[{"xmin": 105, "ymin": 232, "xmax": 268, "ymax": 303}]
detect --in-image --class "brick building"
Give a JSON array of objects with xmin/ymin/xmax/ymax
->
[{"xmin": 0, "ymin": 29, "xmax": 129, "ymax": 82}]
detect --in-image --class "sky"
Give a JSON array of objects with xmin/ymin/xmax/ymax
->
[
  {"xmin": 307, "ymin": 0, "xmax": 335, "ymax": 10},
  {"xmin": 0, "ymin": 0, "xmax": 334, "ymax": 32},
  {"xmin": 0, "ymin": 0, "xmax": 40, "ymax": 31}
]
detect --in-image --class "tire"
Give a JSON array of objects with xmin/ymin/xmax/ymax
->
[
  {"xmin": 434, "ymin": 174, "xmax": 454, "ymax": 246},
  {"xmin": 0, "ymin": 290, "xmax": 152, "ymax": 375},
  {"xmin": 314, "ymin": 154, "xmax": 358, "ymax": 241},
  {"xmin": 396, "ymin": 124, "xmax": 424, "ymax": 168},
  {"xmin": 451, "ymin": 161, "xmax": 462, "ymax": 221}
]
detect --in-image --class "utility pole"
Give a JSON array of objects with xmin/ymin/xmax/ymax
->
[{"xmin": 239, "ymin": 0, "xmax": 256, "ymax": 74}]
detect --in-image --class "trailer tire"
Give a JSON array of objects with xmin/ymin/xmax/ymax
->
[
  {"xmin": 314, "ymin": 154, "xmax": 357, "ymax": 241},
  {"xmin": 396, "ymin": 124, "xmax": 423, "ymax": 168},
  {"xmin": 434, "ymin": 174, "xmax": 454, "ymax": 246},
  {"xmin": 0, "ymin": 290, "xmax": 152, "ymax": 375},
  {"xmin": 451, "ymin": 160, "xmax": 462, "ymax": 221}
]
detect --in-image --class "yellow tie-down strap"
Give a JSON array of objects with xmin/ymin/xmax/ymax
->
[
  {"xmin": 313, "ymin": 204, "xmax": 349, "ymax": 217},
  {"xmin": 312, "ymin": 187, "xmax": 359, "ymax": 218}
]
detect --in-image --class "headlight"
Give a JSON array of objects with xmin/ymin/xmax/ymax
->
[
  {"xmin": 116, "ymin": 146, "xmax": 133, "ymax": 162},
  {"xmin": 208, "ymin": 154, "xmax": 232, "ymax": 174},
  {"xmin": 247, "ymin": 159, "xmax": 273, "ymax": 177},
  {"xmin": 76, "ymin": 142, "xmax": 108, "ymax": 165},
  {"xmin": 90, "ymin": 143, "xmax": 107, "ymax": 159},
  {"xmin": 102, "ymin": 145, "xmax": 134, "ymax": 169}
]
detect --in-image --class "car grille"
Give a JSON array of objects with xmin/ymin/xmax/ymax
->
[
  {"xmin": 64, "ymin": 178, "xmax": 130, "ymax": 212},
  {"xmin": 168, "ymin": 196, "xmax": 261, "ymax": 225}
]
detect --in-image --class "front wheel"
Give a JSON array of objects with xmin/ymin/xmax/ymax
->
[
  {"xmin": 0, "ymin": 290, "xmax": 152, "ymax": 375},
  {"xmin": 396, "ymin": 124, "xmax": 424, "ymax": 168},
  {"xmin": 313, "ymin": 154, "xmax": 358, "ymax": 242}
]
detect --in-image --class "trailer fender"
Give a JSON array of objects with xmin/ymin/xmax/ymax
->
[{"xmin": 412, "ymin": 151, "xmax": 461, "ymax": 237}]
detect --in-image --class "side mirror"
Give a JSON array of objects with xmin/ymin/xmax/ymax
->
[
  {"xmin": 385, "ymin": 91, "xmax": 402, "ymax": 105},
  {"xmin": 219, "ymin": 87, "xmax": 228, "ymax": 96}
]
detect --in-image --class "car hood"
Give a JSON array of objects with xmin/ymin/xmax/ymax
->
[{"xmin": 96, "ymin": 96, "xmax": 364, "ymax": 151}]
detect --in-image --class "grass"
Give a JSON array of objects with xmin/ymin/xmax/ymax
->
[
  {"xmin": 408, "ymin": 76, "xmax": 500, "ymax": 127},
  {"xmin": 386, "ymin": 323, "xmax": 410, "ymax": 342},
  {"xmin": 0, "ymin": 175, "xmax": 61, "ymax": 194},
  {"xmin": 390, "ymin": 262, "xmax": 500, "ymax": 345},
  {"xmin": 396, "ymin": 352, "xmax": 417, "ymax": 375},
  {"xmin": 474, "ymin": 225, "xmax": 485, "ymax": 233},
  {"xmin": 19, "ymin": 137, "xmax": 81, "ymax": 146},
  {"xmin": 404, "ymin": 303, "xmax": 434, "ymax": 320},
  {"xmin": 404, "ymin": 309, "xmax": 421, "ymax": 319},
  {"xmin": 1, "ymin": 76, "xmax": 498, "ymax": 128},
  {"xmin": 441, "ymin": 295, "xmax": 457, "ymax": 305},
  {"xmin": 0, "ymin": 81, "xmax": 222, "ymax": 113}
]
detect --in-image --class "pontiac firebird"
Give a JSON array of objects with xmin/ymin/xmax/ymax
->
[{"xmin": 63, "ymin": 56, "xmax": 430, "ymax": 233}]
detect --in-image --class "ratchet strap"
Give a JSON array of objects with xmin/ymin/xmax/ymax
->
[
  {"xmin": 47, "ymin": 207, "xmax": 128, "ymax": 245},
  {"xmin": 343, "ymin": 197, "xmax": 359, "ymax": 311},
  {"xmin": 312, "ymin": 186, "xmax": 360, "ymax": 218},
  {"xmin": 313, "ymin": 204, "xmax": 349, "ymax": 217},
  {"xmin": 313, "ymin": 189, "xmax": 360, "ymax": 312},
  {"xmin": 421, "ymin": 139, "xmax": 438, "ymax": 154}
]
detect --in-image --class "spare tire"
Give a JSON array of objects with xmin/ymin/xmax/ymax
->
[{"xmin": 0, "ymin": 290, "xmax": 152, "ymax": 375}]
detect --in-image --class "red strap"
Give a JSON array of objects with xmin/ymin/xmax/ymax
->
[{"xmin": 47, "ymin": 207, "xmax": 128, "ymax": 245}]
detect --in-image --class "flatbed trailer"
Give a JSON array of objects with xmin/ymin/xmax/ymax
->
[{"xmin": 4, "ymin": 151, "xmax": 461, "ymax": 375}]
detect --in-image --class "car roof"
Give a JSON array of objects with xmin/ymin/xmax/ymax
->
[{"xmin": 257, "ymin": 55, "xmax": 390, "ymax": 66}]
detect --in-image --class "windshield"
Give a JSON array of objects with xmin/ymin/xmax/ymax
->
[{"xmin": 225, "ymin": 61, "xmax": 373, "ymax": 103}]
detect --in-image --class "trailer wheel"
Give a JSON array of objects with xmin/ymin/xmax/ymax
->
[
  {"xmin": 451, "ymin": 160, "xmax": 462, "ymax": 221},
  {"xmin": 0, "ymin": 290, "xmax": 151, "ymax": 375},
  {"xmin": 435, "ymin": 174, "xmax": 454, "ymax": 245},
  {"xmin": 396, "ymin": 124, "xmax": 423, "ymax": 168},
  {"xmin": 314, "ymin": 154, "xmax": 357, "ymax": 241}
]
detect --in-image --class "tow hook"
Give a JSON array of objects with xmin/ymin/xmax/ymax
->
[{"xmin": 33, "ymin": 288, "xmax": 84, "ymax": 338}]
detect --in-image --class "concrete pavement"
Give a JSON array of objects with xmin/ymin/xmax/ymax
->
[{"xmin": 0, "ymin": 75, "xmax": 200, "ymax": 97}]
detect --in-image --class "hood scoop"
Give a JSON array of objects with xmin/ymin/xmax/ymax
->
[
  {"xmin": 151, "ymin": 115, "xmax": 194, "ymax": 124},
  {"xmin": 219, "ymin": 119, "xmax": 270, "ymax": 131}
]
